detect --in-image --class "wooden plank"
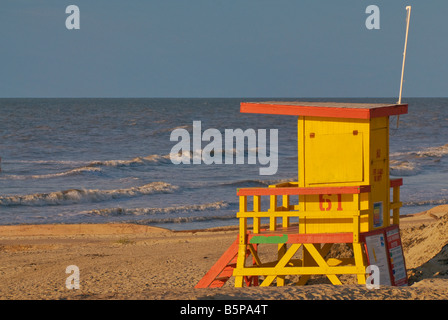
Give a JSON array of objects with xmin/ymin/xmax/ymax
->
[
  {"xmin": 248, "ymin": 232, "xmax": 354, "ymax": 244},
  {"xmin": 233, "ymin": 265, "xmax": 365, "ymax": 276},
  {"xmin": 237, "ymin": 209, "xmax": 365, "ymax": 219},
  {"xmin": 237, "ymin": 185, "xmax": 371, "ymax": 196},
  {"xmin": 370, "ymin": 105, "xmax": 409, "ymax": 119},
  {"xmin": 240, "ymin": 102, "xmax": 408, "ymax": 119}
]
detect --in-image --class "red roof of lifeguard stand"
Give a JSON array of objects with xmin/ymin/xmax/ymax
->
[{"xmin": 240, "ymin": 101, "xmax": 408, "ymax": 119}]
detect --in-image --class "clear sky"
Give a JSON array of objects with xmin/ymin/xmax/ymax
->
[{"xmin": 1, "ymin": 0, "xmax": 446, "ymax": 98}]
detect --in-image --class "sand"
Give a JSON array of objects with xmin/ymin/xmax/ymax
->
[{"xmin": 1, "ymin": 206, "xmax": 448, "ymax": 300}]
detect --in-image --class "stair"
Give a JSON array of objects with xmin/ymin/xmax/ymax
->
[{"xmin": 195, "ymin": 239, "xmax": 257, "ymax": 288}]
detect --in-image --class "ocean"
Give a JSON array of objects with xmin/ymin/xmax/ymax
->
[{"xmin": 0, "ymin": 98, "xmax": 447, "ymax": 231}]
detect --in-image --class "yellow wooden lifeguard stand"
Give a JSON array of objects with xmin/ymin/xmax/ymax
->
[{"xmin": 196, "ymin": 101, "xmax": 408, "ymax": 288}]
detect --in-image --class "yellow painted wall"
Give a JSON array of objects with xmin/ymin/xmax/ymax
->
[{"xmin": 297, "ymin": 116, "xmax": 390, "ymax": 233}]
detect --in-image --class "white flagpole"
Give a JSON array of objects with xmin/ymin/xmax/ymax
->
[{"xmin": 398, "ymin": 6, "xmax": 412, "ymax": 105}]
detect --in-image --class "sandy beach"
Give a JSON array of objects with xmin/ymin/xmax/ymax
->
[{"xmin": 1, "ymin": 206, "xmax": 448, "ymax": 300}]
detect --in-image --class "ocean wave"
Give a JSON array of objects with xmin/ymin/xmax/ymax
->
[
  {"xmin": 0, "ymin": 182, "xmax": 178, "ymax": 207},
  {"xmin": 1, "ymin": 166, "xmax": 103, "ymax": 180},
  {"xmin": 415, "ymin": 143, "xmax": 448, "ymax": 158},
  {"xmin": 220, "ymin": 178, "xmax": 295, "ymax": 188},
  {"xmin": 83, "ymin": 201, "xmax": 228, "ymax": 216},
  {"xmin": 1, "ymin": 154, "xmax": 173, "ymax": 180},
  {"xmin": 388, "ymin": 143, "xmax": 448, "ymax": 176},
  {"xmin": 86, "ymin": 154, "xmax": 173, "ymax": 168},
  {"xmin": 389, "ymin": 160, "xmax": 421, "ymax": 176},
  {"xmin": 128, "ymin": 214, "xmax": 236, "ymax": 225},
  {"xmin": 168, "ymin": 147, "xmax": 270, "ymax": 164},
  {"xmin": 390, "ymin": 143, "xmax": 448, "ymax": 159},
  {"xmin": 403, "ymin": 198, "xmax": 448, "ymax": 207},
  {"xmin": 5, "ymin": 156, "xmax": 172, "ymax": 167},
  {"xmin": 4, "ymin": 159, "xmax": 86, "ymax": 165},
  {"xmin": 3, "ymin": 146, "xmax": 276, "ymax": 179}
]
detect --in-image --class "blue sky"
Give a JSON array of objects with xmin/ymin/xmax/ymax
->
[{"xmin": 0, "ymin": 0, "xmax": 446, "ymax": 98}]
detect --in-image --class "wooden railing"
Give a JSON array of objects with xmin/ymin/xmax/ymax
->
[
  {"xmin": 236, "ymin": 178, "xmax": 403, "ymax": 245},
  {"xmin": 390, "ymin": 178, "xmax": 403, "ymax": 225}
]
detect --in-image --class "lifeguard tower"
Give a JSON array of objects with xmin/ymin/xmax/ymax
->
[{"xmin": 196, "ymin": 101, "xmax": 408, "ymax": 288}]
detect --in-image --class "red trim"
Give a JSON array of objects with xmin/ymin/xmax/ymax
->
[
  {"xmin": 237, "ymin": 185, "xmax": 371, "ymax": 196},
  {"xmin": 240, "ymin": 102, "xmax": 408, "ymax": 119},
  {"xmin": 370, "ymin": 105, "xmax": 408, "ymax": 118},
  {"xmin": 287, "ymin": 233, "xmax": 354, "ymax": 244},
  {"xmin": 390, "ymin": 178, "xmax": 403, "ymax": 188}
]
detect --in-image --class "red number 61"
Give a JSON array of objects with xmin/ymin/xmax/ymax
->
[{"xmin": 319, "ymin": 194, "xmax": 343, "ymax": 211}]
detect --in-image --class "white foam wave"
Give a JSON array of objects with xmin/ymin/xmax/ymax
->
[
  {"xmin": 415, "ymin": 144, "xmax": 448, "ymax": 158},
  {"xmin": 168, "ymin": 147, "xmax": 263, "ymax": 164},
  {"xmin": 390, "ymin": 143, "xmax": 448, "ymax": 159},
  {"xmin": 389, "ymin": 160, "xmax": 421, "ymax": 176},
  {"xmin": 83, "ymin": 201, "xmax": 228, "ymax": 216},
  {"xmin": 5, "ymin": 155, "xmax": 172, "ymax": 168},
  {"xmin": 0, "ymin": 182, "xmax": 178, "ymax": 206},
  {"xmin": 1, "ymin": 166, "xmax": 102, "ymax": 180},
  {"xmin": 1, "ymin": 154, "xmax": 173, "ymax": 180},
  {"xmin": 88, "ymin": 154, "xmax": 172, "ymax": 168},
  {"xmin": 128, "ymin": 214, "xmax": 236, "ymax": 225}
]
